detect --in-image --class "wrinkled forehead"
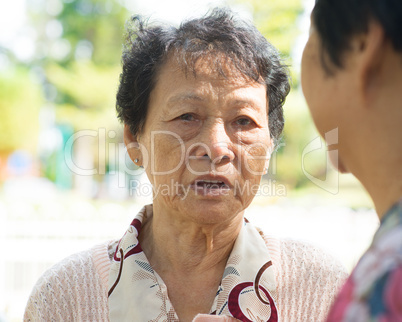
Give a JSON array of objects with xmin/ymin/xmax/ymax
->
[{"xmin": 164, "ymin": 49, "xmax": 264, "ymax": 86}]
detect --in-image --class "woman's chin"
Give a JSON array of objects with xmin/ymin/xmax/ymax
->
[
  {"xmin": 337, "ymin": 165, "xmax": 349, "ymax": 174},
  {"xmin": 177, "ymin": 197, "xmax": 244, "ymax": 226},
  {"xmin": 329, "ymin": 151, "xmax": 349, "ymax": 174}
]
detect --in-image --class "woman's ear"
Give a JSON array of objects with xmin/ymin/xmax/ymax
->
[
  {"xmin": 355, "ymin": 20, "xmax": 386, "ymax": 107},
  {"xmin": 123, "ymin": 124, "xmax": 141, "ymax": 166}
]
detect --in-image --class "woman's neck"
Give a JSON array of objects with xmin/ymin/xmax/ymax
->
[
  {"xmin": 364, "ymin": 174, "xmax": 402, "ymax": 219},
  {"xmin": 139, "ymin": 204, "xmax": 243, "ymax": 275},
  {"xmin": 351, "ymin": 144, "xmax": 402, "ymax": 219},
  {"xmin": 138, "ymin": 203, "xmax": 244, "ymax": 321}
]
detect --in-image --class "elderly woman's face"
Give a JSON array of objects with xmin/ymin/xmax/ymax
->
[{"xmin": 133, "ymin": 57, "xmax": 272, "ymax": 224}]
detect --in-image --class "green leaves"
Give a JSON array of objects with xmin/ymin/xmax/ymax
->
[{"xmin": 0, "ymin": 67, "xmax": 42, "ymax": 154}]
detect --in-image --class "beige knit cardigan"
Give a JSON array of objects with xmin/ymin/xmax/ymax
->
[{"xmin": 24, "ymin": 236, "xmax": 347, "ymax": 321}]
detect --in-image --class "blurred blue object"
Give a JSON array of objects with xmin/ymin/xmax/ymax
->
[{"xmin": 6, "ymin": 150, "xmax": 32, "ymax": 176}]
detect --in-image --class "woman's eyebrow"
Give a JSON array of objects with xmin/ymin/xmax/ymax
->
[
  {"xmin": 166, "ymin": 93, "xmax": 206, "ymax": 106},
  {"xmin": 230, "ymin": 98, "xmax": 266, "ymax": 111}
]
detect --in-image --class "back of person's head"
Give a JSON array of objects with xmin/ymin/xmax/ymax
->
[
  {"xmin": 312, "ymin": 0, "xmax": 402, "ymax": 72},
  {"xmin": 116, "ymin": 8, "xmax": 290, "ymax": 143}
]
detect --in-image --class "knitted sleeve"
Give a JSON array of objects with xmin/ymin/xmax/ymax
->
[
  {"xmin": 271, "ymin": 237, "xmax": 348, "ymax": 322},
  {"xmin": 23, "ymin": 243, "xmax": 110, "ymax": 322}
]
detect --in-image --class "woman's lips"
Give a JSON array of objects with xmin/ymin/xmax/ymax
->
[{"xmin": 190, "ymin": 179, "xmax": 231, "ymax": 197}]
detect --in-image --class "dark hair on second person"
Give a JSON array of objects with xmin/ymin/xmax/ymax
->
[
  {"xmin": 116, "ymin": 8, "xmax": 290, "ymax": 144},
  {"xmin": 313, "ymin": 0, "xmax": 402, "ymax": 72}
]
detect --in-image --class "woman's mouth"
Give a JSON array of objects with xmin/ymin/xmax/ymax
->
[{"xmin": 191, "ymin": 179, "xmax": 231, "ymax": 197}]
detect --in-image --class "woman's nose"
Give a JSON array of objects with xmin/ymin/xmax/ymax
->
[
  {"xmin": 209, "ymin": 141, "xmax": 235, "ymax": 164},
  {"xmin": 194, "ymin": 121, "xmax": 235, "ymax": 164}
]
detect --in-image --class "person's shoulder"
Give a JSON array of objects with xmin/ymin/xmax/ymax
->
[
  {"xmin": 45, "ymin": 240, "xmax": 114, "ymax": 278},
  {"xmin": 260, "ymin": 234, "xmax": 348, "ymax": 284},
  {"xmin": 35, "ymin": 245, "xmax": 95, "ymax": 285},
  {"xmin": 23, "ymin": 240, "xmax": 116, "ymax": 321},
  {"xmin": 263, "ymin": 236, "xmax": 348, "ymax": 321},
  {"xmin": 37, "ymin": 239, "xmax": 116, "ymax": 288},
  {"xmin": 277, "ymin": 237, "xmax": 347, "ymax": 274},
  {"xmin": 91, "ymin": 239, "xmax": 118, "ymax": 285}
]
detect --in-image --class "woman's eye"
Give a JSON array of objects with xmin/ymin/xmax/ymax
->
[
  {"xmin": 179, "ymin": 113, "xmax": 195, "ymax": 121},
  {"xmin": 235, "ymin": 117, "xmax": 253, "ymax": 127}
]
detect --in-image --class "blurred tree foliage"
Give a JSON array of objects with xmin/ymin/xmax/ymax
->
[
  {"xmin": 0, "ymin": 0, "xmax": 130, "ymax": 153},
  {"xmin": 246, "ymin": 0, "xmax": 303, "ymax": 59},
  {"xmin": 26, "ymin": 0, "xmax": 130, "ymax": 129},
  {"xmin": 28, "ymin": 0, "xmax": 129, "ymax": 66},
  {"xmin": 46, "ymin": 61, "xmax": 120, "ymax": 129},
  {"xmin": 0, "ymin": 67, "xmax": 43, "ymax": 156},
  {"xmin": 0, "ymin": 0, "xmax": 131, "ymax": 183},
  {"xmin": 239, "ymin": 0, "xmax": 304, "ymax": 87},
  {"xmin": 55, "ymin": 0, "xmax": 128, "ymax": 66}
]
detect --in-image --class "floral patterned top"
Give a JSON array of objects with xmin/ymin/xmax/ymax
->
[{"xmin": 327, "ymin": 200, "xmax": 402, "ymax": 321}]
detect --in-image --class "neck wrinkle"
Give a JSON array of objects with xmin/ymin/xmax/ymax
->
[{"xmin": 139, "ymin": 204, "xmax": 243, "ymax": 275}]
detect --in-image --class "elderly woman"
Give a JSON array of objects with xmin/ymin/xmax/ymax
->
[{"xmin": 25, "ymin": 9, "xmax": 346, "ymax": 321}]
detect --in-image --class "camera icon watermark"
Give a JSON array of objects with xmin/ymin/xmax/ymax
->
[{"xmin": 302, "ymin": 128, "xmax": 339, "ymax": 194}]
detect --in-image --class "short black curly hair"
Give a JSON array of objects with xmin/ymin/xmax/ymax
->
[{"xmin": 116, "ymin": 8, "xmax": 290, "ymax": 143}]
